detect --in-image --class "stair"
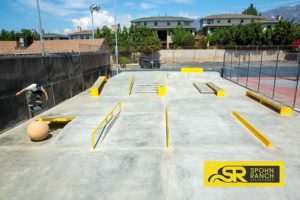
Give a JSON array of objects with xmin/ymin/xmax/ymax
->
[{"xmin": 131, "ymin": 82, "xmax": 158, "ymax": 94}]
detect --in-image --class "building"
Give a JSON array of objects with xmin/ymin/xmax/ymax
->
[
  {"xmin": 68, "ymin": 26, "xmax": 94, "ymax": 40},
  {"xmin": 131, "ymin": 16, "xmax": 196, "ymax": 49},
  {"xmin": 0, "ymin": 39, "xmax": 109, "ymax": 54},
  {"xmin": 200, "ymin": 14, "xmax": 278, "ymax": 35},
  {"xmin": 43, "ymin": 33, "xmax": 69, "ymax": 40}
]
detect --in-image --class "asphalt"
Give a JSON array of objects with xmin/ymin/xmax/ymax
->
[{"xmin": 0, "ymin": 71, "xmax": 300, "ymax": 200}]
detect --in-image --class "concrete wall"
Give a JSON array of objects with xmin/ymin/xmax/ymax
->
[
  {"xmin": 160, "ymin": 49, "xmax": 225, "ymax": 63},
  {"xmin": 159, "ymin": 49, "xmax": 290, "ymax": 63}
]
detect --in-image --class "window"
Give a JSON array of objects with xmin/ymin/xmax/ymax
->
[
  {"xmin": 178, "ymin": 21, "xmax": 181, "ymax": 26},
  {"xmin": 154, "ymin": 21, "xmax": 158, "ymax": 26},
  {"xmin": 251, "ymin": 19, "xmax": 254, "ymax": 23},
  {"xmin": 207, "ymin": 19, "xmax": 211, "ymax": 24},
  {"xmin": 228, "ymin": 18, "xmax": 231, "ymax": 23},
  {"xmin": 267, "ymin": 25, "xmax": 272, "ymax": 29},
  {"xmin": 217, "ymin": 19, "xmax": 220, "ymax": 23},
  {"xmin": 144, "ymin": 22, "xmax": 147, "ymax": 26},
  {"xmin": 169, "ymin": 30, "xmax": 173, "ymax": 36},
  {"xmin": 184, "ymin": 21, "xmax": 189, "ymax": 26},
  {"xmin": 167, "ymin": 21, "xmax": 170, "ymax": 26},
  {"xmin": 241, "ymin": 19, "xmax": 244, "ymax": 23},
  {"xmin": 80, "ymin": 35, "xmax": 84, "ymax": 39}
]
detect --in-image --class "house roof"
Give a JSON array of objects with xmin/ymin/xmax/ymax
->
[
  {"xmin": 201, "ymin": 14, "xmax": 265, "ymax": 20},
  {"xmin": 0, "ymin": 39, "xmax": 109, "ymax": 55},
  {"xmin": 131, "ymin": 16, "xmax": 194, "ymax": 23}
]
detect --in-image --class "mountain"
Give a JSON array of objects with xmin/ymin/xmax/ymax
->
[{"xmin": 262, "ymin": 4, "xmax": 300, "ymax": 23}]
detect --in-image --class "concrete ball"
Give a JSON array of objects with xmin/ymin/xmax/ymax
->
[{"xmin": 26, "ymin": 121, "xmax": 49, "ymax": 141}]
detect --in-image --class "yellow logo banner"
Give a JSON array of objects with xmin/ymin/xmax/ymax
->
[{"xmin": 204, "ymin": 161, "xmax": 284, "ymax": 187}]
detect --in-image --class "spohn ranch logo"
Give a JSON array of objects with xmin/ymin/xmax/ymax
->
[{"xmin": 204, "ymin": 161, "xmax": 284, "ymax": 187}]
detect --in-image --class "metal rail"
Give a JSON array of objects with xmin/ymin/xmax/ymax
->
[
  {"xmin": 90, "ymin": 102, "xmax": 122, "ymax": 151},
  {"xmin": 165, "ymin": 106, "xmax": 170, "ymax": 149},
  {"xmin": 128, "ymin": 76, "xmax": 135, "ymax": 96}
]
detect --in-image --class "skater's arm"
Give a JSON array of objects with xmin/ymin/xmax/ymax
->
[
  {"xmin": 16, "ymin": 88, "xmax": 27, "ymax": 96},
  {"xmin": 41, "ymin": 87, "xmax": 48, "ymax": 101},
  {"xmin": 43, "ymin": 91, "xmax": 48, "ymax": 101}
]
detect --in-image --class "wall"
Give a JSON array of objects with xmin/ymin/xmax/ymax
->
[
  {"xmin": 159, "ymin": 49, "xmax": 289, "ymax": 63},
  {"xmin": 0, "ymin": 52, "xmax": 111, "ymax": 133}
]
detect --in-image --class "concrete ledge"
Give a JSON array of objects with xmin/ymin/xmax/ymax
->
[
  {"xmin": 90, "ymin": 76, "xmax": 107, "ymax": 97},
  {"xmin": 181, "ymin": 68, "xmax": 204, "ymax": 73},
  {"xmin": 233, "ymin": 111, "xmax": 272, "ymax": 148},
  {"xmin": 206, "ymin": 82, "xmax": 225, "ymax": 97},
  {"xmin": 158, "ymin": 76, "xmax": 166, "ymax": 96},
  {"xmin": 246, "ymin": 91, "xmax": 292, "ymax": 116}
]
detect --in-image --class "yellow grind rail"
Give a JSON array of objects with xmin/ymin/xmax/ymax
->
[
  {"xmin": 128, "ymin": 76, "xmax": 135, "ymax": 96},
  {"xmin": 91, "ymin": 102, "xmax": 122, "ymax": 151},
  {"xmin": 233, "ymin": 111, "xmax": 272, "ymax": 148},
  {"xmin": 246, "ymin": 91, "xmax": 292, "ymax": 116},
  {"xmin": 165, "ymin": 106, "xmax": 170, "ymax": 149},
  {"xmin": 158, "ymin": 75, "xmax": 166, "ymax": 96}
]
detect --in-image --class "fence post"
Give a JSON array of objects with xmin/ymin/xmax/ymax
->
[
  {"xmin": 51, "ymin": 83, "xmax": 56, "ymax": 106},
  {"xmin": 272, "ymin": 52, "xmax": 280, "ymax": 98},
  {"xmin": 293, "ymin": 53, "xmax": 300, "ymax": 108},
  {"xmin": 237, "ymin": 52, "xmax": 241, "ymax": 83},
  {"xmin": 229, "ymin": 52, "xmax": 233, "ymax": 80},
  {"xmin": 222, "ymin": 52, "xmax": 226, "ymax": 78},
  {"xmin": 257, "ymin": 53, "xmax": 263, "ymax": 92},
  {"xmin": 246, "ymin": 52, "xmax": 251, "ymax": 87}
]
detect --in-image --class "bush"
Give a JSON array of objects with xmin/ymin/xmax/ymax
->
[{"xmin": 119, "ymin": 56, "xmax": 129, "ymax": 68}]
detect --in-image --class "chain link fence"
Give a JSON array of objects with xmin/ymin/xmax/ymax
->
[{"xmin": 223, "ymin": 50, "xmax": 300, "ymax": 109}]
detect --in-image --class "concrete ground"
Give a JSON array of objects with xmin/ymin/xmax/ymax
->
[{"xmin": 0, "ymin": 71, "xmax": 300, "ymax": 200}]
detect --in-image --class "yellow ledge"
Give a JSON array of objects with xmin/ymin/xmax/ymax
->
[
  {"xmin": 206, "ymin": 82, "xmax": 225, "ymax": 97},
  {"xmin": 90, "ymin": 76, "xmax": 107, "ymax": 97},
  {"xmin": 233, "ymin": 111, "xmax": 272, "ymax": 148},
  {"xmin": 246, "ymin": 91, "xmax": 292, "ymax": 116},
  {"xmin": 181, "ymin": 68, "xmax": 203, "ymax": 73},
  {"xmin": 36, "ymin": 116, "xmax": 75, "ymax": 123}
]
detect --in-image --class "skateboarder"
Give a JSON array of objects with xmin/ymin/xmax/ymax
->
[{"xmin": 16, "ymin": 83, "xmax": 48, "ymax": 116}]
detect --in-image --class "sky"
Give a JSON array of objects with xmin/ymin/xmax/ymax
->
[{"xmin": 0, "ymin": 0, "xmax": 299, "ymax": 34}]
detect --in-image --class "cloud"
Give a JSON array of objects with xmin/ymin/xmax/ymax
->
[
  {"xmin": 178, "ymin": 12, "xmax": 198, "ymax": 19},
  {"xmin": 64, "ymin": 28, "xmax": 72, "ymax": 34},
  {"xmin": 71, "ymin": 10, "xmax": 115, "ymax": 30},
  {"xmin": 140, "ymin": 2, "xmax": 155, "ymax": 10}
]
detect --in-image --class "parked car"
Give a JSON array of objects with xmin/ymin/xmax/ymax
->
[{"xmin": 139, "ymin": 54, "xmax": 160, "ymax": 69}]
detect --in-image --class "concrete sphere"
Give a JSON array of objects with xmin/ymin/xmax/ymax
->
[{"xmin": 26, "ymin": 121, "xmax": 49, "ymax": 141}]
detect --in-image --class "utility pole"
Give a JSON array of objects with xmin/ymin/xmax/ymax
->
[
  {"xmin": 114, "ymin": 0, "xmax": 119, "ymax": 74},
  {"xmin": 36, "ymin": 0, "xmax": 45, "ymax": 56}
]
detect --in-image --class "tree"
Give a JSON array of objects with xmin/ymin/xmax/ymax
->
[
  {"xmin": 172, "ymin": 26, "xmax": 195, "ymax": 47},
  {"xmin": 242, "ymin": 4, "xmax": 258, "ymax": 16},
  {"xmin": 0, "ymin": 29, "xmax": 40, "ymax": 41},
  {"xmin": 272, "ymin": 20, "xmax": 298, "ymax": 45}
]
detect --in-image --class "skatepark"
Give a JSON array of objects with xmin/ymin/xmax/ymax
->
[{"xmin": 0, "ymin": 70, "xmax": 300, "ymax": 200}]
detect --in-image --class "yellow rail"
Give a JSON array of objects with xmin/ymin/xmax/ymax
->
[
  {"xmin": 91, "ymin": 102, "xmax": 122, "ymax": 151},
  {"xmin": 166, "ymin": 106, "xmax": 170, "ymax": 149},
  {"xmin": 128, "ymin": 76, "xmax": 135, "ymax": 96},
  {"xmin": 233, "ymin": 111, "xmax": 272, "ymax": 148}
]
